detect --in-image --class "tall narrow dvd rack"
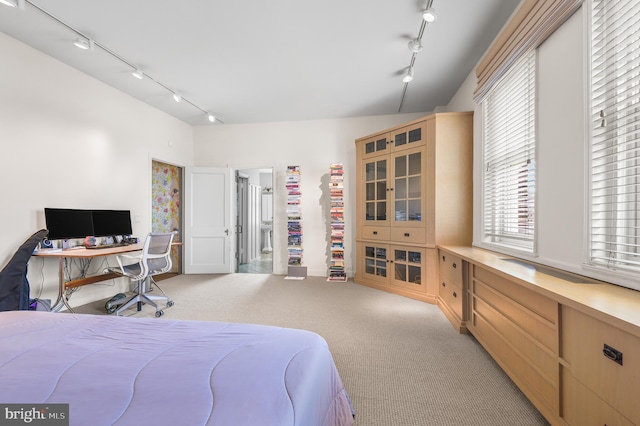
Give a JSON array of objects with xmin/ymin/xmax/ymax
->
[
  {"xmin": 328, "ymin": 164, "xmax": 347, "ymax": 281},
  {"xmin": 285, "ymin": 165, "xmax": 306, "ymax": 279}
]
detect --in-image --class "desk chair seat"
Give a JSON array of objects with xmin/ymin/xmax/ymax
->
[{"xmin": 104, "ymin": 232, "xmax": 176, "ymax": 317}]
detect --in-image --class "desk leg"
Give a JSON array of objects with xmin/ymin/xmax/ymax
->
[{"xmin": 51, "ymin": 258, "xmax": 75, "ymax": 313}]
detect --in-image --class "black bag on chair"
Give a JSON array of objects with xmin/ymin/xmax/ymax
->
[{"xmin": 0, "ymin": 229, "xmax": 49, "ymax": 312}]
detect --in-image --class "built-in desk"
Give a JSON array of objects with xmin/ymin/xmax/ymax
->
[
  {"xmin": 438, "ymin": 245, "xmax": 640, "ymax": 425},
  {"xmin": 33, "ymin": 244, "xmax": 143, "ymax": 312}
]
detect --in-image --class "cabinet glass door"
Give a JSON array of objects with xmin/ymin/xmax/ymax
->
[
  {"xmin": 394, "ymin": 151, "xmax": 422, "ymax": 223},
  {"xmin": 362, "ymin": 244, "xmax": 389, "ymax": 283},
  {"xmin": 363, "ymin": 135, "xmax": 389, "ymax": 157},
  {"xmin": 392, "ymin": 247, "xmax": 425, "ymax": 290},
  {"xmin": 391, "ymin": 122, "xmax": 424, "ymax": 152},
  {"xmin": 365, "ymin": 158, "xmax": 388, "ymax": 222}
]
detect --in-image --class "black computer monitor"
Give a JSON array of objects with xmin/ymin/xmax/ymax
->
[
  {"xmin": 44, "ymin": 208, "xmax": 94, "ymax": 240},
  {"xmin": 92, "ymin": 210, "xmax": 133, "ymax": 237}
]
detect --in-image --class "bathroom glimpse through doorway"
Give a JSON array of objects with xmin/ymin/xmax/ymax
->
[{"xmin": 236, "ymin": 168, "xmax": 273, "ymax": 274}]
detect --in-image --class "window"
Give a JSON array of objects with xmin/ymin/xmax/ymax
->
[
  {"xmin": 589, "ymin": 0, "xmax": 640, "ymax": 272},
  {"xmin": 482, "ymin": 51, "xmax": 536, "ymax": 252}
]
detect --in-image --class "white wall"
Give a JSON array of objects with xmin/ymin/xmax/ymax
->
[
  {"xmin": 0, "ymin": 33, "xmax": 194, "ymax": 306},
  {"xmin": 193, "ymin": 113, "xmax": 426, "ymax": 277}
]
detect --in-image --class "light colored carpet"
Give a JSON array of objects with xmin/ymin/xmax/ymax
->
[{"xmin": 74, "ymin": 274, "xmax": 549, "ymax": 426}]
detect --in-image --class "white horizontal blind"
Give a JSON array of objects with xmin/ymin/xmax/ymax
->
[
  {"xmin": 589, "ymin": 0, "xmax": 640, "ymax": 271},
  {"xmin": 483, "ymin": 51, "xmax": 536, "ymax": 251}
]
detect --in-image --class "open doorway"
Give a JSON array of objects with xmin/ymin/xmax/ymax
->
[
  {"xmin": 151, "ymin": 159, "xmax": 183, "ymax": 277},
  {"xmin": 236, "ymin": 168, "xmax": 273, "ymax": 274}
]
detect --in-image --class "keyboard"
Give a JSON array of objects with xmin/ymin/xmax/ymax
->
[{"xmin": 85, "ymin": 243, "xmax": 130, "ymax": 250}]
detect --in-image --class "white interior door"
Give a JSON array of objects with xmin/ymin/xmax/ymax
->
[{"xmin": 184, "ymin": 167, "xmax": 234, "ymax": 273}]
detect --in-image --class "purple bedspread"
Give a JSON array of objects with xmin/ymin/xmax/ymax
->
[{"xmin": 0, "ymin": 311, "xmax": 354, "ymax": 426}]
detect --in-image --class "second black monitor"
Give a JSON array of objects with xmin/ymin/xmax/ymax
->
[{"xmin": 92, "ymin": 210, "xmax": 133, "ymax": 237}]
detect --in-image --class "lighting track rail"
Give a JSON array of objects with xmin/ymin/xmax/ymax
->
[
  {"xmin": 398, "ymin": 0, "xmax": 435, "ymax": 113},
  {"xmin": 18, "ymin": 0, "xmax": 223, "ymax": 124}
]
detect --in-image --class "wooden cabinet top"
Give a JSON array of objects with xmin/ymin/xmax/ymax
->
[
  {"xmin": 440, "ymin": 245, "xmax": 640, "ymax": 338},
  {"xmin": 354, "ymin": 111, "xmax": 473, "ymax": 143}
]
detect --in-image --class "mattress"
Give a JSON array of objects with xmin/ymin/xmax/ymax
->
[{"xmin": 0, "ymin": 311, "xmax": 354, "ymax": 426}]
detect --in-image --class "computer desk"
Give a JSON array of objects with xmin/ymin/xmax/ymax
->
[{"xmin": 33, "ymin": 243, "xmax": 144, "ymax": 313}]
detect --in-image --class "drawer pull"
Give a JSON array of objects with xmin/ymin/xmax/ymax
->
[
  {"xmin": 404, "ymin": 233, "xmax": 410, "ymax": 237},
  {"xmin": 603, "ymin": 344, "xmax": 623, "ymax": 366},
  {"xmin": 373, "ymin": 231, "xmax": 378, "ymax": 235},
  {"xmin": 453, "ymin": 292, "xmax": 457, "ymax": 298},
  {"xmin": 452, "ymin": 263, "xmax": 457, "ymax": 269}
]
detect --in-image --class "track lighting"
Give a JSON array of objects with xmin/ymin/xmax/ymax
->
[
  {"xmin": 402, "ymin": 68, "xmax": 414, "ymax": 83},
  {"xmin": 131, "ymin": 69, "xmax": 144, "ymax": 80},
  {"xmin": 408, "ymin": 39, "xmax": 423, "ymax": 53},
  {"xmin": 422, "ymin": 8, "xmax": 437, "ymax": 23},
  {"xmin": 0, "ymin": 0, "xmax": 23, "ymax": 8},
  {"xmin": 10, "ymin": 0, "xmax": 222, "ymax": 124},
  {"xmin": 73, "ymin": 37, "xmax": 94, "ymax": 50}
]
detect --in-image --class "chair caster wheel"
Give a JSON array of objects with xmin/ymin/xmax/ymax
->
[
  {"xmin": 166, "ymin": 301, "xmax": 174, "ymax": 307},
  {"xmin": 155, "ymin": 310, "xmax": 164, "ymax": 317}
]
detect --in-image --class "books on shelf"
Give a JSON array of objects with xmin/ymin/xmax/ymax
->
[
  {"xmin": 286, "ymin": 165, "xmax": 306, "ymax": 279},
  {"xmin": 327, "ymin": 163, "xmax": 347, "ymax": 282}
]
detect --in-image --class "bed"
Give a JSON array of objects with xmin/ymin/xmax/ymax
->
[{"xmin": 0, "ymin": 311, "xmax": 354, "ymax": 426}]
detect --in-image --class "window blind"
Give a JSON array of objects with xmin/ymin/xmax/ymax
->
[
  {"xmin": 589, "ymin": 0, "xmax": 640, "ymax": 271},
  {"xmin": 483, "ymin": 51, "xmax": 536, "ymax": 251},
  {"xmin": 474, "ymin": 0, "xmax": 581, "ymax": 103}
]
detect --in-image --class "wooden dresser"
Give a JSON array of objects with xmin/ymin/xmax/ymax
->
[{"xmin": 438, "ymin": 245, "xmax": 640, "ymax": 426}]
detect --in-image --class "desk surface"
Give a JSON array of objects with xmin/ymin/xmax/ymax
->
[{"xmin": 33, "ymin": 243, "xmax": 144, "ymax": 258}]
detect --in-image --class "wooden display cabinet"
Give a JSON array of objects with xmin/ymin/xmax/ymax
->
[{"xmin": 354, "ymin": 112, "xmax": 473, "ymax": 303}]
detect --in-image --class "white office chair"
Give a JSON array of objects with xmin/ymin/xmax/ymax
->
[{"xmin": 105, "ymin": 232, "xmax": 176, "ymax": 317}]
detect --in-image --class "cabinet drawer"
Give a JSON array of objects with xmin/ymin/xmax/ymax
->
[
  {"xmin": 361, "ymin": 226, "xmax": 390, "ymax": 241},
  {"xmin": 561, "ymin": 366, "xmax": 634, "ymax": 426},
  {"xmin": 439, "ymin": 251, "xmax": 463, "ymax": 285},
  {"xmin": 390, "ymin": 227, "xmax": 425, "ymax": 244},
  {"xmin": 562, "ymin": 307, "xmax": 640, "ymax": 424},
  {"xmin": 440, "ymin": 278, "xmax": 462, "ymax": 319}
]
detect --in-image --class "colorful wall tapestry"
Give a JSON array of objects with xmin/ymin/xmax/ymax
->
[{"xmin": 152, "ymin": 160, "xmax": 182, "ymax": 272}]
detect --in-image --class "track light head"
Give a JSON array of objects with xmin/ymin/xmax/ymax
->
[
  {"xmin": 0, "ymin": 0, "xmax": 23, "ymax": 8},
  {"xmin": 173, "ymin": 93, "xmax": 182, "ymax": 103},
  {"xmin": 408, "ymin": 39, "xmax": 423, "ymax": 53},
  {"xmin": 207, "ymin": 114, "xmax": 216, "ymax": 123},
  {"xmin": 132, "ymin": 69, "xmax": 144, "ymax": 80},
  {"xmin": 402, "ymin": 68, "xmax": 414, "ymax": 83},
  {"xmin": 422, "ymin": 8, "xmax": 437, "ymax": 23},
  {"xmin": 73, "ymin": 37, "xmax": 93, "ymax": 50}
]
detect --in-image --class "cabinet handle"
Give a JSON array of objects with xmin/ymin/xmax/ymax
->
[
  {"xmin": 452, "ymin": 263, "xmax": 457, "ymax": 269},
  {"xmin": 442, "ymin": 255, "xmax": 445, "ymax": 261},
  {"xmin": 603, "ymin": 344, "xmax": 623, "ymax": 365},
  {"xmin": 404, "ymin": 233, "xmax": 410, "ymax": 237},
  {"xmin": 442, "ymin": 282, "xmax": 446, "ymax": 287},
  {"xmin": 373, "ymin": 231, "xmax": 378, "ymax": 235},
  {"xmin": 453, "ymin": 292, "xmax": 457, "ymax": 298}
]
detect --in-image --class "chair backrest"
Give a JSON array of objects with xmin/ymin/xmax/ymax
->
[
  {"xmin": 0, "ymin": 229, "xmax": 49, "ymax": 311},
  {"xmin": 141, "ymin": 232, "xmax": 176, "ymax": 276}
]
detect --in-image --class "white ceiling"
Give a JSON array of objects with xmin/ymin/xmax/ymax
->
[{"xmin": 0, "ymin": 0, "xmax": 520, "ymax": 125}]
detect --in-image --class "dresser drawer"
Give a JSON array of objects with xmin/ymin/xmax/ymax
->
[
  {"xmin": 561, "ymin": 366, "xmax": 634, "ymax": 426},
  {"xmin": 439, "ymin": 278, "xmax": 463, "ymax": 320},
  {"xmin": 439, "ymin": 251, "xmax": 463, "ymax": 285},
  {"xmin": 562, "ymin": 307, "xmax": 640, "ymax": 424},
  {"xmin": 390, "ymin": 227, "xmax": 425, "ymax": 244},
  {"xmin": 361, "ymin": 226, "xmax": 390, "ymax": 241}
]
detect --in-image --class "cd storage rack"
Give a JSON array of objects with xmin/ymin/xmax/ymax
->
[{"xmin": 327, "ymin": 163, "xmax": 347, "ymax": 281}]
